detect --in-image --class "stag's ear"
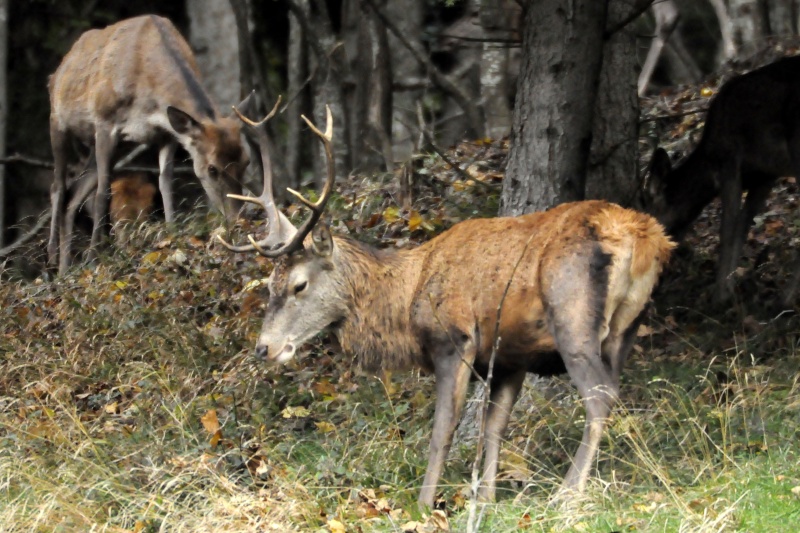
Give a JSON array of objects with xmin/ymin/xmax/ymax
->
[
  {"xmin": 311, "ymin": 224, "xmax": 333, "ymax": 257},
  {"xmin": 167, "ymin": 106, "xmax": 202, "ymax": 136}
]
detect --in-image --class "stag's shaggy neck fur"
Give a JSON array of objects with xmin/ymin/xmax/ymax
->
[{"xmin": 331, "ymin": 236, "xmax": 425, "ymax": 372}]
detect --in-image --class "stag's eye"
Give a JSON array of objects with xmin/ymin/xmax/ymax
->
[
  {"xmin": 208, "ymin": 165, "xmax": 219, "ymax": 178},
  {"xmin": 293, "ymin": 281, "xmax": 307, "ymax": 295}
]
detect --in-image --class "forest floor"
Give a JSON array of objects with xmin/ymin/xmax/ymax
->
[{"xmin": 3, "ymin": 68, "xmax": 800, "ymax": 532}]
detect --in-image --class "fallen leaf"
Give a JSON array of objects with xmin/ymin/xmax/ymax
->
[
  {"xmin": 201, "ymin": 409, "xmax": 220, "ymax": 434},
  {"xmin": 315, "ymin": 421, "xmax": 336, "ymax": 433},
  {"xmin": 281, "ymin": 405, "xmax": 311, "ymax": 418},
  {"xmin": 327, "ymin": 518, "xmax": 346, "ymax": 533}
]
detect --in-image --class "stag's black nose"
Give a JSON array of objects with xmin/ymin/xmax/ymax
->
[{"xmin": 255, "ymin": 344, "xmax": 268, "ymax": 359}]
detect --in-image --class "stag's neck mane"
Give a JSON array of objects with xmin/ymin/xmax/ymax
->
[{"xmin": 331, "ymin": 235, "xmax": 425, "ymax": 373}]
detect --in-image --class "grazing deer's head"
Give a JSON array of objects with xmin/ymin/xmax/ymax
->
[
  {"xmin": 166, "ymin": 106, "xmax": 250, "ymax": 223},
  {"xmin": 219, "ymin": 102, "xmax": 341, "ymax": 363}
]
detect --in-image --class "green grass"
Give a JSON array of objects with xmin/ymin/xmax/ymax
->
[{"xmin": 2, "ymin": 151, "xmax": 800, "ymax": 531}]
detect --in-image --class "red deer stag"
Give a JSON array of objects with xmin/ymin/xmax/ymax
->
[
  {"xmin": 640, "ymin": 55, "xmax": 800, "ymax": 303},
  {"xmin": 221, "ymin": 107, "xmax": 674, "ymax": 507},
  {"xmin": 48, "ymin": 15, "xmax": 249, "ymax": 274}
]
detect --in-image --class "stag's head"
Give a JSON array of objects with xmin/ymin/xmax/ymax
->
[
  {"xmin": 219, "ymin": 102, "xmax": 343, "ymax": 364},
  {"xmin": 166, "ymin": 105, "xmax": 250, "ymax": 224}
]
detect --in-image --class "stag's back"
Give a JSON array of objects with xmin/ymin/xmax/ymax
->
[
  {"xmin": 408, "ymin": 201, "xmax": 673, "ymax": 368},
  {"xmin": 49, "ymin": 15, "xmax": 217, "ymax": 142}
]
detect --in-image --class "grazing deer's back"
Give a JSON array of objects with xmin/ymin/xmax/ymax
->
[
  {"xmin": 697, "ymin": 56, "xmax": 800, "ymax": 176},
  {"xmin": 49, "ymin": 15, "xmax": 215, "ymax": 140}
]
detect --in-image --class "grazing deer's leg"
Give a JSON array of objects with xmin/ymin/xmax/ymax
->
[
  {"xmin": 49, "ymin": 125, "xmax": 69, "ymax": 270},
  {"xmin": 419, "ymin": 338, "xmax": 477, "ymax": 509},
  {"xmin": 478, "ymin": 368, "xmax": 526, "ymax": 501},
  {"xmin": 158, "ymin": 142, "xmax": 178, "ymax": 222},
  {"xmin": 89, "ymin": 127, "xmax": 117, "ymax": 260},
  {"xmin": 716, "ymin": 159, "xmax": 743, "ymax": 302}
]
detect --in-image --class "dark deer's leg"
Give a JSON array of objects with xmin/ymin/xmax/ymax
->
[
  {"xmin": 419, "ymin": 339, "xmax": 477, "ymax": 509},
  {"xmin": 49, "ymin": 124, "xmax": 69, "ymax": 271},
  {"xmin": 158, "ymin": 143, "xmax": 177, "ymax": 223},
  {"xmin": 477, "ymin": 368, "xmax": 526, "ymax": 501},
  {"xmin": 717, "ymin": 159, "xmax": 743, "ymax": 302},
  {"xmin": 89, "ymin": 127, "xmax": 117, "ymax": 261}
]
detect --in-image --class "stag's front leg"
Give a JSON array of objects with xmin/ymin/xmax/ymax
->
[
  {"xmin": 419, "ymin": 339, "xmax": 477, "ymax": 510},
  {"xmin": 477, "ymin": 368, "xmax": 526, "ymax": 501},
  {"xmin": 89, "ymin": 127, "xmax": 117, "ymax": 261}
]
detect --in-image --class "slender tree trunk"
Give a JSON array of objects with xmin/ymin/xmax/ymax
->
[
  {"xmin": 586, "ymin": 0, "xmax": 639, "ymax": 205},
  {"xmin": 501, "ymin": 0, "xmax": 608, "ymax": 216},
  {"xmin": 288, "ymin": 0, "xmax": 351, "ymax": 185},
  {"xmin": 385, "ymin": 0, "xmax": 423, "ymax": 162},
  {"xmin": 286, "ymin": 0, "xmax": 309, "ymax": 190},
  {"xmin": 0, "ymin": 0, "xmax": 7, "ymax": 246},
  {"xmin": 479, "ymin": 0, "xmax": 516, "ymax": 139},
  {"xmin": 728, "ymin": 0, "xmax": 769, "ymax": 56}
]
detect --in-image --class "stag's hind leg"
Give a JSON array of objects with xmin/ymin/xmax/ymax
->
[{"xmin": 543, "ymin": 246, "xmax": 617, "ymax": 494}]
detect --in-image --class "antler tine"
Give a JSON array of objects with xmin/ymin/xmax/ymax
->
[
  {"xmin": 231, "ymin": 96, "xmax": 282, "ymax": 129},
  {"xmin": 220, "ymin": 96, "xmax": 298, "ymax": 256},
  {"xmin": 263, "ymin": 105, "xmax": 336, "ymax": 255},
  {"xmin": 219, "ymin": 105, "xmax": 337, "ymax": 259}
]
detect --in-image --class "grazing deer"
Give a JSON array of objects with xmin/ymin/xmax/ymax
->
[
  {"xmin": 640, "ymin": 55, "xmax": 800, "ymax": 303},
  {"xmin": 221, "ymin": 107, "xmax": 674, "ymax": 507},
  {"xmin": 48, "ymin": 15, "xmax": 249, "ymax": 274}
]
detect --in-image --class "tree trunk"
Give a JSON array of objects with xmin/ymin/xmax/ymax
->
[
  {"xmin": 501, "ymin": 0, "xmax": 608, "ymax": 216},
  {"xmin": 286, "ymin": 0, "xmax": 309, "ymax": 190},
  {"xmin": 385, "ymin": 0, "xmax": 424, "ymax": 162},
  {"xmin": 728, "ymin": 0, "xmax": 769, "ymax": 57},
  {"xmin": 585, "ymin": 0, "xmax": 639, "ymax": 205},
  {"xmin": 0, "ymin": 0, "xmax": 7, "ymax": 247},
  {"xmin": 766, "ymin": 0, "xmax": 798, "ymax": 36},
  {"xmin": 288, "ymin": 0, "xmax": 352, "ymax": 186},
  {"xmin": 188, "ymin": 0, "xmax": 241, "ymax": 108},
  {"xmin": 360, "ymin": 0, "xmax": 393, "ymax": 171},
  {"xmin": 479, "ymin": 0, "xmax": 516, "ymax": 139}
]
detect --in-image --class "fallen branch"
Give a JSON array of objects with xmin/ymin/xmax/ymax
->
[{"xmin": 0, "ymin": 211, "xmax": 50, "ymax": 258}]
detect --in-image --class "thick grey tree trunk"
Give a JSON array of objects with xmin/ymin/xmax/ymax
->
[
  {"xmin": 586, "ymin": 0, "xmax": 639, "ymax": 205},
  {"xmin": 501, "ymin": 0, "xmax": 608, "ymax": 216},
  {"xmin": 188, "ymin": 0, "xmax": 241, "ymax": 107}
]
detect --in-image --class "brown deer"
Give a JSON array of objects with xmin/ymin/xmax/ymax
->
[
  {"xmin": 48, "ymin": 15, "xmax": 250, "ymax": 274},
  {"xmin": 640, "ymin": 55, "xmax": 800, "ymax": 303},
  {"xmin": 221, "ymin": 107, "xmax": 674, "ymax": 507}
]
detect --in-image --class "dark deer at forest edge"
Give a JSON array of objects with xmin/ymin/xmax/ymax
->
[
  {"xmin": 640, "ymin": 55, "xmax": 800, "ymax": 303},
  {"xmin": 48, "ymin": 15, "xmax": 250, "ymax": 275},
  {"xmin": 221, "ymin": 107, "xmax": 674, "ymax": 507}
]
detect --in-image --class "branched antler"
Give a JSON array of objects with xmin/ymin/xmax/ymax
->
[{"xmin": 218, "ymin": 103, "xmax": 336, "ymax": 258}]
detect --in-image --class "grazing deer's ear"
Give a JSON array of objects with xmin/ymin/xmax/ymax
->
[
  {"xmin": 311, "ymin": 224, "xmax": 333, "ymax": 257},
  {"xmin": 167, "ymin": 106, "xmax": 202, "ymax": 136}
]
